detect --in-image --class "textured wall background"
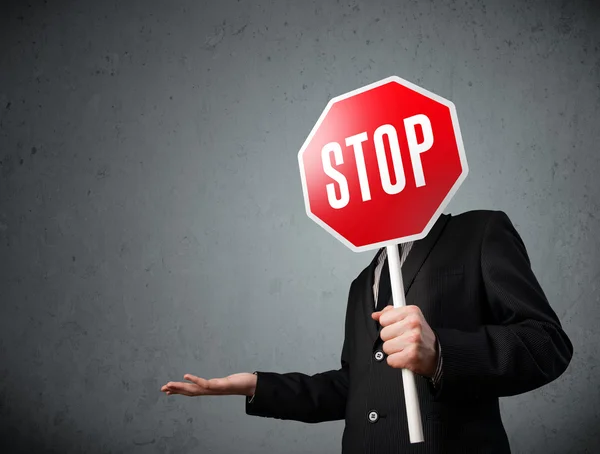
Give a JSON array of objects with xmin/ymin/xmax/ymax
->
[{"xmin": 1, "ymin": 0, "xmax": 599, "ymax": 452}]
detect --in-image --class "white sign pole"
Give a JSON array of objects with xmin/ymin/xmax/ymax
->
[{"xmin": 386, "ymin": 243, "xmax": 424, "ymax": 444}]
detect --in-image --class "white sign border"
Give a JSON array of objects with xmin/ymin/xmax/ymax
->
[{"xmin": 297, "ymin": 75, "xmax": 469, "ymax": 253}]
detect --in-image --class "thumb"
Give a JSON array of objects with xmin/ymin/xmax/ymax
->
[
  {"xmin": 184, "ymin": 374, "xmax": 207, "ymax": 386},
  {"xmin": 372, "ymin": 305, "xmax": 394, "ymax": 320}
]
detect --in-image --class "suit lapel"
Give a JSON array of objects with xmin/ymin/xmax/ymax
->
[
  {"xmin": 362, "ymin": 213, "xmax": 452, "ymax": 343},
  {"xmin": 395, "ymin": 213, "xmax": 452, "ymax": 303}
]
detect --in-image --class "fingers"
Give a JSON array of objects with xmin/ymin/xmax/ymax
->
[
  {"xmin": 381, "ymin": 331, "xmax": 417, "ymax": 355},
  {"xmin": 386, "ymin": 345, "xmax": 421, "ymax": 371},
  {"xmin": 185, "ymin": 374, "xmax": 229, "ymax": 392},
  {"xmin": 380, "ymin": 317, "xmax": 422, "ymax": 341},
  {"xmin": 161, "ymin": 381, "xmax": 200, "ymax": 396},
  {"xmin": 161, "ymin": 374, "xmax": 233, "ymax": 397},
  {"xmin": 378, "ymin": 305, "xmax": 421, "ymax": 327}
]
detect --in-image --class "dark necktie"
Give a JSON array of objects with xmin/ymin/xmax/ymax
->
[{"xmin": 376, "ymin": 245, "xmax": 402, "ymax": 312}]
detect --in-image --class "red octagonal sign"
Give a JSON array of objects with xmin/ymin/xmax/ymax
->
[{"xmin": 298, "ymin": 76, "xmax": 468, "ymax": 252}]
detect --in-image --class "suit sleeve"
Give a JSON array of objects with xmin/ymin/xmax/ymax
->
[
  {"xmin": 429, "ymin": 211, "xmax": 573, "ymax": 401},
  {"xmin": 244, "ymin": 282, "xmax": 354, "ymax": 423}
]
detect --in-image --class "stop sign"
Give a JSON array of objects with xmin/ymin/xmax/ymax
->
[{"xmin": 298, "ymin": 76, "xmax": 468, "ymax": 252}]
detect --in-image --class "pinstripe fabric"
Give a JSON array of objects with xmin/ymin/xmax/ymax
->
[{"xmin": 246, "ymin": 210, "xmax": 573, "ymax": 454}]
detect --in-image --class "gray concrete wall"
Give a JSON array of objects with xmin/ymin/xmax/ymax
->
[{"xmin": 1, "ymin": 0, "xmax": 598, "ymax": 452}]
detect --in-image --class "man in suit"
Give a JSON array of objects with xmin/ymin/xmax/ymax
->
[{"xmin": 161, "ymin": 210, "xmax": 573, "ymax": 453}]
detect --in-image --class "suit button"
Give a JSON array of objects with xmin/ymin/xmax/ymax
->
[
  {"xmin": 367, "ymin": 410, "xmax": 379, "ymax": 423},
  {"xmin": 374, "ymin": 350, "xmax": 385, "ymax": 362}
]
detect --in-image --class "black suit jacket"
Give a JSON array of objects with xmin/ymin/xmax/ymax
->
[{"xmin": 246, "ymin": 210, "xmax": 573, "ymax": 454}]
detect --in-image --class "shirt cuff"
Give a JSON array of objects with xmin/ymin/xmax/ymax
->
[
  {"xmin": 429, "ymin": 336, "xmax": 443, "ymax": 388},
  {"xmin": 246, "ymin": 372, "xmax": 258, "ymax": 404}
]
